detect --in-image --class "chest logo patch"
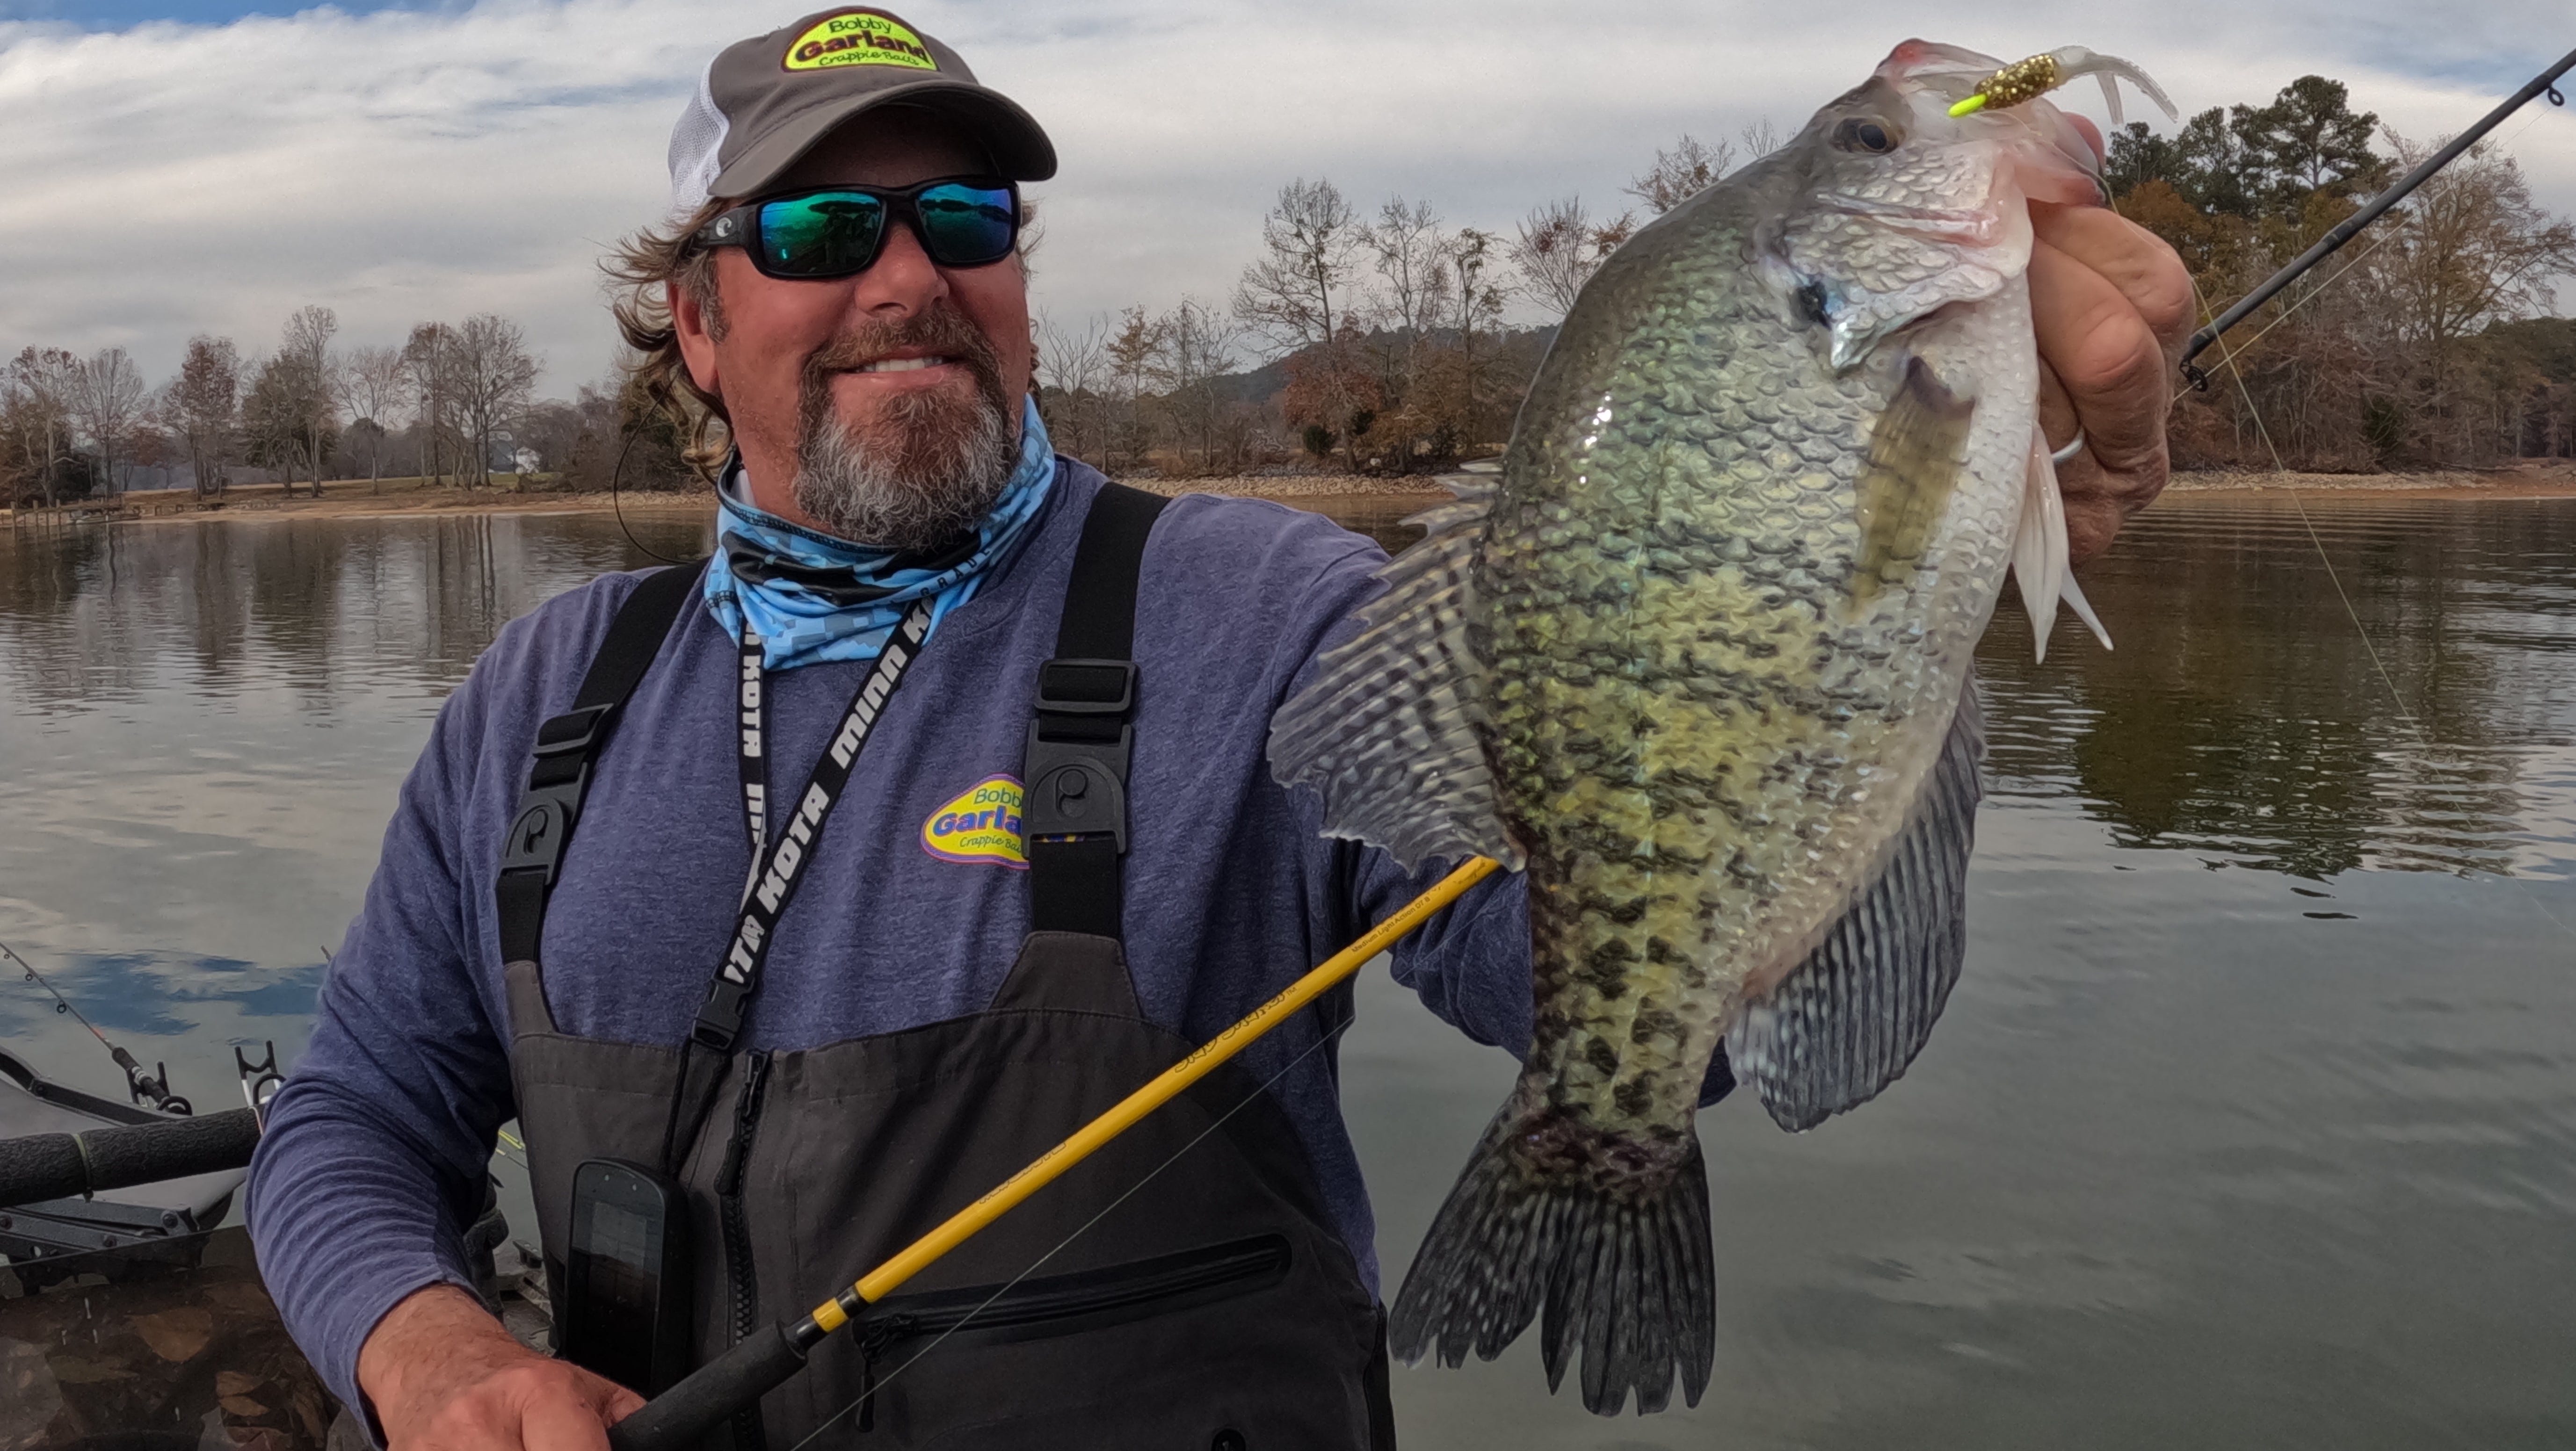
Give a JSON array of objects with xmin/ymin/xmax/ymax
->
[
  {"xmin": 921, "ymin": 774, "xmax": 1026, "ymax": 868},
  {"xmin": 784, "ymin": 11, "xmax": 939, "ymax": 72}
]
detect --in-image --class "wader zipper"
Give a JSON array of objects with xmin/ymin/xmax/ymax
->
[
  {"xmin": 849, "ymin": 1234, "xmax": 1291, "ymax": 1431},
  {"xmin": 715, "ymin": 1050, "xmax": 773, "ymax": 1451}
]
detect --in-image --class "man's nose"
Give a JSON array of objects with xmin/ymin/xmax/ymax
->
[{"xmin": 849, "ymin": 219, "xmax": 950, "ymax": 314}]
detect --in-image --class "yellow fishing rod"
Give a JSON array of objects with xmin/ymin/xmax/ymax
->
[{"xmin": 607, "ymin": 853, "xmax": 1504, "ymax": 1451}]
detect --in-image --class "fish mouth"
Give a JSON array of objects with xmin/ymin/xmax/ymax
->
[{"xmin": 1813, "ymin": 193, "xmax": 2013, "ymax": 246}]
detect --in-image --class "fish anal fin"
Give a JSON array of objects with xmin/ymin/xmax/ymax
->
[
  {"xmin": 1268, "ymin": 473, "xmax": 1521, "ymax": 872},
  {"xmin": 1727, "ymin": 684, "xmax": 1985, "ymax": 1131},
  {"xmin": 1852, "ymin": 358, "xmax": 1976, "ymax": 603}
]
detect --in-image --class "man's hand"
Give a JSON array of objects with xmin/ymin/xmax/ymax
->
[
  {"xmin": 2027, "ymin": 199, "xmax": 2195, "ymax": 564},
  {"xmin": 359, "ymin": 1284, "xmax": 644, "ymax": 1451}
]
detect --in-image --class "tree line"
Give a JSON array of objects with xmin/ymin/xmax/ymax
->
[
  {"xmin": 1, "ymin": 307, "xmax": 690, "ymax": 509},
  {"xmin": 2106, "ymin": 76, "xmax": 2576, "ymax": 468},
  {"xmin": 12, "ymin": 76, "xmax": 2569, "ymax": 508},
  {"xmin": 1033, "ymin": 123, "xmax": 1789, "ymax": 477}
]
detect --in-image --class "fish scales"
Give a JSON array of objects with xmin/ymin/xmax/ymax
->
[
  {"xmin": 1268, "ymin": 37, "xmax": 2171, "ymax": 1418},
  {"xmin": 1486, "ymin": 187, "xmax": 2015, "ymax": 1155}
]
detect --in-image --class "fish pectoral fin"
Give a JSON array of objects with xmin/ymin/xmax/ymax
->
[
  {"xmin": 1267, "ymin": 471, "xmax": 1521, "ymax": 873},
  {"xmin": 1851, "ymin": 358, "xmax": 1976, "ymax": 604},
  {"xmin": 2011, "ymin": 423, "xmax": 2112, "ymax": 660},
  {"xmin": 1727, "ymin": 684, "xmax": 1985, "ymax": 1132}
]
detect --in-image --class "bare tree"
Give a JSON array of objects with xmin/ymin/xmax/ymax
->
[
  {"xmin": 276, "ymin": 305, "xmax": 338, "ymax": 497},
  {"xmin": 69, "ymin": 348, "xmax": 145, "ymax": 498},
  {"xmin": 172, "ymin": 335, "xmax": 241, "ymax": 501},
  {"xmin": 403, "ymin": 322, "xmax": 460, "ymax": 488},
  {"xmin": 1509, "ymin": 196, "xmax": 1623, "ymax": 318},
  {"xmin": 1035, "ymin": 311, "xmax": 1111, "ymax": 466},
  {"xmin": 2362, "ymin": 131, "xmax": 2576, "ymax": 459},
  {"xmin": 334, "ymin": 345, "xmax": 409, "ymax": 492},
  {"xmin": 7, "ymin": 347, "xmax": 80, "ymax": 505},
  {"xmin": 1103, "ymin": 306, "xmax": 1165, "ymax": 474},
  {"xmin": 1739, "ymin": 119, "xmax": 1786, "ymax": 161},
  {"xmin": 1152, "ymin": 299, "xmax": 1241, "ymax": 475},
  {"xmin": 1233, "ymin": 178, "xmax": 1365, "ymax": 354},
  {"xmin": 1365, "ymin": 196, "xmax": 1452, "ymax": 404},
  {"xmin": 1625, "ymin": 133, "xmax": 1733, "ymax": 215},
  {"xmin": 451, "ymin": 314, "xmax": 540, "ymax": 491},
  {"xmin": 1234, "ymin": 179, "xmax": 1369, "ymax": 465}
]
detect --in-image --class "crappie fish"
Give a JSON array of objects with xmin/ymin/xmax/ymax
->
[{"xmin": 1270, "ymin": 41, "xmax": 2174, "ymax": 1415}]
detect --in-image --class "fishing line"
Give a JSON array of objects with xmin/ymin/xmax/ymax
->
[
  {"xmin": 610, "ymin": 423, "xmax": 689, "ymax": 567},
  {"xmin": 1, "ymin": 932, "xmax": 119, "ymax": 1055},
  {"xmin": 789, "ymin": 1003, "xmax": 1362, "ymax": 1450},
  {"xmin": 2184, "ymin": 279, "xmax": 2576, "ymax": 939},
  {"xmin": 2185, "ymin": 274, "xmax": 2423, "ymax": 723}
]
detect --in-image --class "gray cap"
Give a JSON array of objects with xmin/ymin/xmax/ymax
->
[{"xmin": 667, "ymin": 7, "xmax": 1055, "ymax": 216}]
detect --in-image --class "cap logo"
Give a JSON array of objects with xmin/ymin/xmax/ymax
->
[{"xmin": 784, "ymin": 11, "xmax": 939, "ymax": 72}]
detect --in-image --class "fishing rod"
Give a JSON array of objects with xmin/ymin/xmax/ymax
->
[
  {"xmin": 607, "ymin": 853, "xmax": 1503, "ymax": 1451},
  {"xmin": 0, "ymin": 933, "xmax": 190, "ymax": 1115},
  {"xmin": 2178, "ymin": 43, "xmax": 2576, "ymax": 391}
]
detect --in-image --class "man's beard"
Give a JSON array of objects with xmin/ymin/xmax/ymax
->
[{"xmin": 790, "ymin": 307, "xmax": 1017, "ymax": 552}]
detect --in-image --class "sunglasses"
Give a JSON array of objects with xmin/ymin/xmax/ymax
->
[{"xmin": 691, "ymin": 177, "xmax": 1021, "ymax": 281}]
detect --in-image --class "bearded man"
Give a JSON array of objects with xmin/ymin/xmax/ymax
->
[{"xmin": 245, "ymin": 9, "xmax": 2194, "ymax": 1449}]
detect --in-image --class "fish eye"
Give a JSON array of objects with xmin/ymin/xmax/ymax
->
[{"xmin": 1833, "ymin": 118, "xmax": 1898, "ymax": 154}]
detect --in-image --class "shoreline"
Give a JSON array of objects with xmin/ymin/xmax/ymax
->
[{"xmin": 11, "ymin": 465, "xmax": 2575, "ymax": 530}]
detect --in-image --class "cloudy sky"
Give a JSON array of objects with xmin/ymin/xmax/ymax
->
[{"xmin": 3, "ymin": 0, "xmax": 2571, "ymax": 396}]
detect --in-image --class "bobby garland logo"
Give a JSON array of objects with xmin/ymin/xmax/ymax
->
[{"xmin": 783, "ymin": 11, "xmax": 938, "ymax": 72}]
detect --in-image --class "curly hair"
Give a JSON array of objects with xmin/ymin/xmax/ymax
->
[{"xmin": 604, "ymin": 199, "xmax": 733, "ymax": 480}]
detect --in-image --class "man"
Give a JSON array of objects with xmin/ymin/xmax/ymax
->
[{"xmin": 246, "ymin": 9, "xmax": 2192, "ymax": 1449}]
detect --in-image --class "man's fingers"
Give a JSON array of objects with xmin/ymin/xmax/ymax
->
[
  {"xmin": 2028, "ymin": 235, "xmax": 2171, "ymax": 474},
  {"xmin": 2030, "ymin": 202, "xmax": 2195, "ymax": 358},
  {"xmin": 519, "ymin": 1387, "xmax": 618, "ymax": 1451},
  {"xmin": 598, "ymin": 1383, "xmax": 650, "ymax": 1422}
]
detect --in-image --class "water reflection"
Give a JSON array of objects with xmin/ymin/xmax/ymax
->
[
  {"xmin": 1979, "ymin": 497, "xmax": 2573, "ymax": 879},
  {"xmin": 2, "ymin": 493, "xmax": 2572, "ymax": 1446}
]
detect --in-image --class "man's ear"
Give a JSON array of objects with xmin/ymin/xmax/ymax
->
[{"xmin": 670, "ymin": 278, "xmax": 723, "ymax": 397}]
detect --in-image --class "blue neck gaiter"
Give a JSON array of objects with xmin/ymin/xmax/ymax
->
[{"xmin": 704, "ymin": 395, "xmax": 1057, "ymax": 671}]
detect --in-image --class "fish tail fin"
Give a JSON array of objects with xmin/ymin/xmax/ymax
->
[{"xmin": 1391, "ymin": 1104, "xmax": 1715, "ymax": 1416}]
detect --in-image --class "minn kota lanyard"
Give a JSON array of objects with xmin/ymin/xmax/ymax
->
[{"xmin": 660, "ymin": 596, "xmax": 938, "ymax": 1174}]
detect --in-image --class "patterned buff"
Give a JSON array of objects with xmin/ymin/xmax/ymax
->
[{"xmin": 704, "ymin": 396, "xmax": 1057, "ymax": 671}]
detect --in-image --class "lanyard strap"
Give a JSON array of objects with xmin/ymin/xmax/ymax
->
[
  {"xmin": 736, "ymin": 633, "xmax": 768, "ymax": 862},
  {"xmin": 694, "ymin": 598, "xmax": 936, "ymax": 1055}
]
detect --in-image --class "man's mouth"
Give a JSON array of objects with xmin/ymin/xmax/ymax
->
[{"xmin": 851, "ymin": 355, "xmax": 957, "ymax": 374}]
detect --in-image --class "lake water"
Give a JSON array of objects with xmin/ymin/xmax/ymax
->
[{"xmin": 3, "ymin": 493, "xmax": 2572, "ymax": 1447}]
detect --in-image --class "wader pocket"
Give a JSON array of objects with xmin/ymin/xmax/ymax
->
[{"xmin": 849, "ymin": 1235, "xmax": 1292, "ymax": 1436}]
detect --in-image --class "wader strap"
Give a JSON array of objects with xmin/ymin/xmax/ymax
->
[
  {"xmin": 1024, "ymin": 484, "xmax": 1168, "ymax": 940},
  {"xmin": 495, "ymin": 563, "xmax": 704, "ymax": 968}
]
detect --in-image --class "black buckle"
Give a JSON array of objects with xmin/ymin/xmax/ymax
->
[
  {"xmin": 1034, "ymin": 659, "xmax": 1136, "ymax": 717},
  {"xmin": 1023, "ymin": 658, "xmax": 1136, "ymax": 852},
  {"xmin": 532, "ymin": 704, "xmax": 614, "ymax": 758},
  {"xmin": 499, "ymin": 782, "xmax": 584, "ymax": 887}
]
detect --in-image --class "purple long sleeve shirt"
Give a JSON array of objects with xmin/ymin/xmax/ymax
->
[{"xmin": 243, "ymin": 462, "xmax": 1539, "ymax": 1413}]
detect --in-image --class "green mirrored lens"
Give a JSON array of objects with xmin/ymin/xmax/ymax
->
[
  {"xmin": 915, "ymin": 184, "xmax": 1017, "ymax": 266},
  {"xmin": 760, "ymin": 192, "xmax": 886, "ymax": 276}
]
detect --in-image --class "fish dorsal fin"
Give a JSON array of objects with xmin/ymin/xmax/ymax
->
[
  {"xmin": 1727, "ymin": 684, "xmax": 1985, "ymax": 1131},
  {"xmin": 1268, "ymin": 470, "xmax": 1522, "ymax": 872}
]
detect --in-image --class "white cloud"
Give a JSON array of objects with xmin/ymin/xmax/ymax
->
[{"xmin": 3, "ymin": 0, "xmax": 2572, "ymax": 394}]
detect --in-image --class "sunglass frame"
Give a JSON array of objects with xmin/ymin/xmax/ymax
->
[{"xmin": 689, "ymin": 176, "xmax": 1023, "ymax": 280}]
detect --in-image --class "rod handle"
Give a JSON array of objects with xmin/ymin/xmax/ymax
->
[
  {"xmin": 0, "ymin": 1107, "xmax": 260, "ymax": 1207},
  {"xmin": 607, "ymin": 1320, "xmax": 808, "ymax": 1451}
]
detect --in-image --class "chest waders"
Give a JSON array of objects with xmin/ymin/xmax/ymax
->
[{"xmin": 493, "ymin": 485, "xmax": 1394, "ymax": 1449}]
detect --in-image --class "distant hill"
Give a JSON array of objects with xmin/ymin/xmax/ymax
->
[{"xmin": 1203, "ymin": 325, "xmax": 1561, "ymax": 409}]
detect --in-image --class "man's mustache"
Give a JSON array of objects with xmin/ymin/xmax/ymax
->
[{"xmin": 801, "ymin": 307, "xmax": 1007, "ymax": 400}]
